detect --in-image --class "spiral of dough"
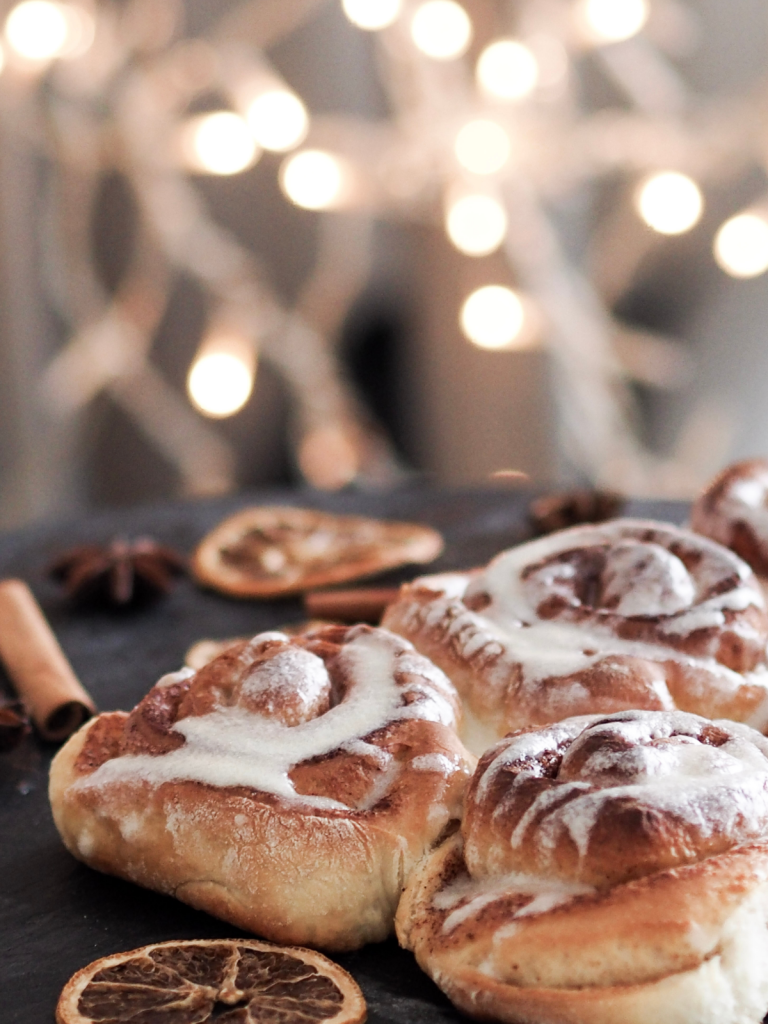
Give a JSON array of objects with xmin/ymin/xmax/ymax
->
[
  {"xmin": 382, "ymin": 518, "xmax": 768, "ymax": 750},
  {"xmin": 692, "ymin": 459, "xmax": 768, "ymax": 579},
  {"xmin": 463, "ymin": 711, "xmax": 768, "ymax": 887},
  {"xmin": 396, "ymin": 709, "xmax": 768, "ymax": 1024},
  {"xmin": 49, "ymin": 624, "xmax": 475, "ymax": 950}
]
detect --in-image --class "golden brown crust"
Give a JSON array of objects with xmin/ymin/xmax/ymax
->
[
  {"xmin": 396, "ymin": 710, "xmax": 768, "ymax": 1024},
  {"xmin": 50, "ymin": 625, "xmax": 474, "ymax": 951},
  {"xmin": 382, "ymin": 519, "xmax": 768, "ymax": 749},
  {"xmin": 191, "ymin": 506, "xmax": 444, "ymax": 598}
]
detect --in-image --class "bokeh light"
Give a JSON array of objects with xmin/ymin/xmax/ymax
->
[
  {"xmin": 280, "ymin": 150, "xmax": 345, "ymax": 210},
  {"xmin": 446, "ymin": 194, "xmax": 507, "ymax": 256},
  {"xmin": 581, "ymin": 0, "xmax": 649, "ymax": 43},
  {"xmin": 714, "ymin": 213, "xmax": 768, "ymax": 278},
  {"xmin": 5, "ymin": 0, "xmax": 69, "ymax": 60},
  {"xmin": 476, "ymin": 39, "xmax": 538, "ymax": 100},
  {"xmin": 187, "ymin": 352, "xmax": 255, "ymax": 418},
  {"xmin": 460, "ymin": 286, "xmax": 526, "ymax": 349},
  {"xmin": 182, "ymin": 111, "xmax": 260, "ymax": 176},
  {"xmin": 635, "ymin": 172, "xmax": 703, "ymax": 235},
  {"xmin": 410, "ymin": 0, "xmax": 471, "ymax": 60},
  {"xmin": 454, "ymin": 120, "xmax": 511, "ymax": 175},
  {"xmin": 246, "ymin": 90, "xmax": 308, "ymax": 152},
  {"xmin": 342, "ymin": 0, "xmax": 401, "ymax": 31}
]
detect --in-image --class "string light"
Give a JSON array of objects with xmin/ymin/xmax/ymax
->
[
  {"xmin": 180, "ymin": 112, "xmax": 259, "ymax": 176},
  {"xmin": 245, "ymin": 90, "xmax": 308, "ymax": 152},
  {"xmin": 526, "ymin": 34, "xmax": 568, "ymax": 89},
  {"xmin": 187, "ymin": 339, "xmax": 256, "ymax": 418},
  {"xmin": 460, "ymin": 286, "xmax": 526, "ymax": 349},
  {"xmin": 635, "ymin": 172, "xmax": 703, "ymax": 235},
  {"xmin": 713, "ymin": 213, "xmax": 768, "ymax": 278},
  {"xmin": 446, "ymin": 194, "xmax": 507, "ymax": 256},
  {"xmin": 341, "ymin": 0, "xmax": 401, "ymax": 31},
  {"xmin": 410, "ymin": 0, "xmax": 471, "ymax": 60},
  {"xmin": 476, "ymin": 39, "xmax": 539, "ymax": 100},
  {"xmin": 4, "ymin": 0, "xmax": 81, "ymax": 61},
  {"xmin": 58, "ymin": 3, "xmax": 93, "ymax": 58},
  {"xmin": 454, "ymin": 120, "xmax": 510, "ymax": 176},
  {"xmin": 580, "ymin": 0, "xmax": 649, "ymax": 43},
  {"xmin": 280, "ymin": 150, "xmax": 345, "ymax": 210}
]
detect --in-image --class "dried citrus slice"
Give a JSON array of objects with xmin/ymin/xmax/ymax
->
[
  {"xmin": 56, "ymin": 938, "xmax": 367, "ymax": 1024},
  {"xmin": 191, "ymin": 505, "xmax": 444, "ymax": 598}
]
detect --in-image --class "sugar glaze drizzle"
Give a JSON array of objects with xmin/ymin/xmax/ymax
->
[
  {"xmin": 404, "ymin": 519, "xmax": 768, "ymax": 729},
  {"xmin": 76, "ymin": 629, "xmax": 459, "ymax": 809}
]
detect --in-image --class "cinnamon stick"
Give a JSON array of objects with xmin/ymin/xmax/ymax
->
[
  {"xmin": 303, "ymin": 586, "xmax": 400, "ymax": 623},
  {"xmin": 0, "ymin": 579, "xmax": 95, "ymax": 741}
]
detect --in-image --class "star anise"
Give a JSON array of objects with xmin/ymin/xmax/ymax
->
[
  {"xmin": 0, "ymin": 699, "xmax": 30, "ymax": 752},
  {"xmin": 529, "ymin": 489, "xmax": 625, "ymax": 536},
  {"xmin": 49, "ymin": 537, "xmax": 187, "ymax": 607}
]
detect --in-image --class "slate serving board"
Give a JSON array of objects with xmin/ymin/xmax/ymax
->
[{"xmin": 0, "ymin": 485, "xmax": 685, "ymax": 1023}]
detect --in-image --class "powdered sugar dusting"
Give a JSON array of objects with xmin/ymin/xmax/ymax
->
[
  {"xmin": 76, "ymin": 628, "xmax": 460, "ymax": 810},
  {"xmin": 156, "ymin": 667, "xmax": 195, "ymax": 688},
  {"xmin": 411, "ymin": 753, "xmax": 460, "ymax": 773},
  {"xmin": 480, "ymin": 710, "xmax": 768, "ymax": 875},
  {"xmin": 725, "ymin": 473, "xmax": 768, "ymax": 541},
  {"xmin": 435, "ymin": 865, "xmax": 593, "ymax": 932},
  {"xmin": 399, "ymin": 520, "xmax": 768, "ymax": 743}
]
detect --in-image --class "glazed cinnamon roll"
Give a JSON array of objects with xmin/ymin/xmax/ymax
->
[
  {"xmin": 49, "ymin": 625, "xmax": 474, "ymax": 951},
  {"xmin": 396, "ymin": 709, "xmax": 768, "ymax": 1024},
  {"xmin": 692, "ymin": 459, "xmax": 768, "ymax": 581},
  {"xmin": 382, "ymin": 519, "xmax": 768, "ymax": 752}
]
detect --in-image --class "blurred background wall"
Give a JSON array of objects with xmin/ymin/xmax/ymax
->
[{"xmin": 0, "ymin": 0, "xmax": 767, "ymax": 528}]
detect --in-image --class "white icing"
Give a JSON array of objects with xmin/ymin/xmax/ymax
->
[
  {"xmin": 602, "ymin": 542, "xmax": 695, "ymax": 617},
  {"xmin": 156, "ymin": 667, "xmax": 195, "ymax": 688},
  {"xmin": 77, "ymin": 629, "xmax": 459, "ymax": 810},
  {"xmin": 413, "ymin": 573, "xmax": 470, "ymax": 600},
  {"xmin": 483, "ymin": 711, "xmax": 768, "ymax": 867},
  {"xmin": 410, "ymin": 753, "xmax": 459, "ymax": 773},
  {"xmin": 435, "ymin": 866, "xmax": 593, "ymax": 933},
  {"xmin": 341, "ymin": 738, "xmax": 392, "ymax": 768},
  {"xmin": 724, "ymin": 473, "xmax": 768, "ymax": 541},
  {"xmin": 403, "ymin": 520, "xmax": 768, "ymax": 740}
]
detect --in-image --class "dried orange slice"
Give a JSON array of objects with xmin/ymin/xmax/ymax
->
[
  {"xmin": 192, "ymin": 505, "xmax": 444, "ymax": 598},
  {"xmin": 56, "ymin": 938, "xmax": 367, "ymax": 1024}
]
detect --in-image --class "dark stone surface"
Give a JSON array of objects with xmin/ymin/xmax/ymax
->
[{"xmin": 0, "ymin": 486, "xmax": 686, "ymax": 1022}]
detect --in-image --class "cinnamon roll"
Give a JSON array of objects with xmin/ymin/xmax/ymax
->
[
  {"xmin": 49, "ymin": 625, "xmax": 474, "ymax": 951},
  {"xmin": 396, "ymin": 709, "xmax": 768, "ymax": 1024},
  {"xmin": 692, "ymin": 459, "xmax": 768, "ymax": 582},
  {"xmin": 382, "ymin": 519, "xmax": 768, "ymax": 752}
]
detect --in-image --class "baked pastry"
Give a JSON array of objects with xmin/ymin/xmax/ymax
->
[
  {"xmin": 192, "ymin": 505, "xmax": 444, "ymax": 598},
  {"xmin": 382, "ymin": 518, "xmax": 768, "ymax": 752},
  {"xmin": 692, "ymin": 459, "xmax": 768, "ymax": 580},
  {"xmin": 396, "ymin": 709, "xmax": 768, "ymax": 1024},
  {"xmin": 49, "ymin": 624, "xmax": 474, "ymax": 951}
]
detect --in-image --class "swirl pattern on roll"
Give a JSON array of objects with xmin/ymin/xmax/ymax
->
[
  {"xmin": 692, "ymin": 459, "xmax": 768, "ymax": 579},
  {"xmin": 49, "ymin": 624, "xmax": 475, "ymax": 950},
  {"xmin": 395, "ymin": 710, "xmax": 768, "ymax": 1024},
  {"xmin": 382, "ymin": 518, "xmax": 768, "ymax": 750}
]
